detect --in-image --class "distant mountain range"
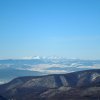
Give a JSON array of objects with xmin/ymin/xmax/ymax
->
[
  {"xmin": 0, "ymin": 69, "xmax": 100, "ymax": 100},
  {"xmin": 0, "ymin": 58, "xmax": 100, "ymax": 83}
]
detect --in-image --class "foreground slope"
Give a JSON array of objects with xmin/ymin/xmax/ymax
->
[{"xmin": 0, "ymin": 69, "xmax": 100, "ymax": 100}]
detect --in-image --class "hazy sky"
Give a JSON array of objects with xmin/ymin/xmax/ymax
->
[{"xmin": 0, "ymin": 0, "xmax": 100, "ymax": 59}]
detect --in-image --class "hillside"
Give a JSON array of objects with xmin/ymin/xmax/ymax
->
[{"xmin": 0, "ymin": 69, "xmax": 100, "ymax": 100}]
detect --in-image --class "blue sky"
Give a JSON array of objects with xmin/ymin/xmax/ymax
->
[{"xmin": 0, "ymin": 0, "xmax": 100, "ymax": 59}]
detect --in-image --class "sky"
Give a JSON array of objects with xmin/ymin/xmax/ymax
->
[{"xmin": 0, "ymin": 0, "xmax": 100, "ymax": 59}]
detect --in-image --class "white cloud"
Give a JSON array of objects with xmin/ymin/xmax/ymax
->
[
  {"xmin": 0, "ymin": 81, "xmax": 5, "ymax": 84},
  {"xmin": 77, "ymin": 65, "xmax": 100, "ymax": 69},
  {"xmin": 30, "ymin": 64, "xmax": 65, "ymax": 70},
  {"xmin": 41, "ymin": 70, "xmax": 68, "ymax": 74},
  {"xmin": 22, "ymin": 56, "xmax": 33, "ymax": 59},
  {"xmin": 24, "ymin": 64, "xmax": 67, "ymax": 74}
]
